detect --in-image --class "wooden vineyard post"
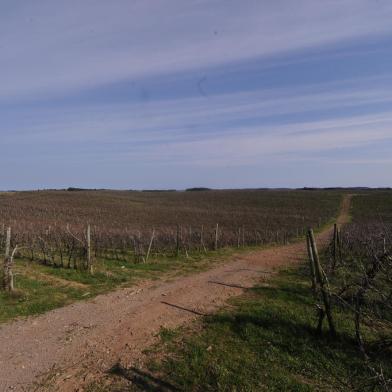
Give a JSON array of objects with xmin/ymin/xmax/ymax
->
[
  {"xmin": 255, "ymin": 230, "xmax": 260, "ymax": 246},
  {"xmin": 332, "ymin": 224, "xmax": 338, "ymax": 269},
  {"xmin": 336, "ymin": 227, "xmax": 342, "ymax": 264},
  {"xmin": 3, "ymin": 227, "xmax": 14, "ymax": 291},
  {"xmin": 382, "ymin": 235, "xmax": 386, "ymax": 254},
  {"xmin": 145, "ymin": 229, "xmax": 155, "ymax": 263},
  {"xmin": 87, "ymin": 225, "xmax": 93, "ymax": 274},
  {"xmin": 214, "ymin": 224, "xmax": 219, "ymax": 251},
  {"xmin": 200, "ymin": 225, "xmax": 207, "ymax": 253},
  {"xmin": 308, "ymin": 229, "xmax": 336, "ymax": 337},
  {"xmin": 306, "ymin": 231, "xmax": 317, "ymax": 296},
  {"xmin": 176, "ymin": 224, "xmax": 180, "ymax": 257}
]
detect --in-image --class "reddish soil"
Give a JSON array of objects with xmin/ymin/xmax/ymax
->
[{"xmin": 0, "ymin": 196, "xmax": 351, "ymax": 392}]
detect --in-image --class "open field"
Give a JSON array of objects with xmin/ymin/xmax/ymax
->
[
  {"xmin": 0, "ymin": 189, "xmax": 342, "ymax": 231},
  {"xmin": 351, "ymin": 190, "xmax": 392, "ymax": 224},
  {"xmin": 0, "ymin": 189, "xmax": 341, "ymax": 261},
  {"xmin": 83, "ymin": 191, "xmax": 392, "ymax": 392},
  {"xmin": 3, "ymin": 2, "xmax": 391, "ymax": 391},
  {"xmin": 0, "ymin": 189, "xmax": 341, "ymax": 323},
  {"xmin": 0, "ymin": 190, "xmax": 391, "ymax": 391},
  {"xmin": 0, "ymin": 190, "xmax": 347, "ymax": 391}
]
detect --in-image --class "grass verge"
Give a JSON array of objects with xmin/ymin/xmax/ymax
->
[
  {"xmin": 100, "ymin": 266, "xmax": 391, "ymax": 392},
  {"xmin": 0, "ymin": 214, "xmax": 337, "ymax": 325},
  {"xmin": 0, "ymin": 246, "xmax": 257, "ymax": 323}
]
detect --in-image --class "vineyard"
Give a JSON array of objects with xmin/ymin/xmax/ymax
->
[
  {"xmin": 1, "ymin": 189, "xmax": 391, "ymax": 391},
  {"xmin": 109, "ymin": 191, "xmax": 392, "ymax": 392},
  {"xmin": 306, "ymin": 191, "xmax": 392, "ymax": 390},
  {"xmin": 0, "ymin": 189, "xmax": 341, "ymax": 269},
  {"xmin": 0, "ymin": 189, "xmax": 341, "ymax": 322}
]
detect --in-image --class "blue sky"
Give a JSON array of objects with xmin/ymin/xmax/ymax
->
[{"xmin": 1, "ymin": 0, "xmax": 392, "ymax": 190}]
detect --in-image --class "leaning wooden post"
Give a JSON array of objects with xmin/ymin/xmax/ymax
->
[
  {"xmin": 214, "ymin": 223, "xmax": 219, "ymax": 251},
  {"xmin": 306, "ymin": 231, "xmax": 317, "ymax": 296},
  {"xmin": 382, "ymin": 234, "xmax": 386, "ymax": 254},
  {"xmin": 3, "ymin": 227, "xmax": 13, "ymax": 291},
  {"xmin": 87, "ymin": 225, "xmax": 93, "ymax": 274},
  {"xmin": 332, "ymin": 224, "xmax": 338, "ymax": 269},
  {"xmin": 200, "ymin": 225, "xmax": 207, "ymax": 253},
  {"xmin": 145, "ymin": 228, "xmax": 155, "ymax": 263},
  {"xmin": 308, "ymin": 229, "xmax": 336, "ymax": 337}
]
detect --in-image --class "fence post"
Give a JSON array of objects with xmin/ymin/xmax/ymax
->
[
  {"xmin": 337, "ymin": 228, "xmax": 342, "ymax": 263},
  {"xmin": 214, "ymin": 223, "xmax": 219, "ymax": 251},
  {"xmin": 87, "ymin": 225, "xmax": 93, "ymax": 274},
  {"xmin": 176, "ymin": 224, "xmax": 180, "ymax": 257},
  {"xmin": 145, "ymin": 228, "xmax": 155, "ymax": 263},
  {"xmin": 308, "ymin": 229, "xmax": 336, "ymax": 337},
  {"xmin": 332, "ymin": 224, "xmax": 338, "ymax": 269},
  {"xmin": 200, "ymin": 225, "xmax": 207, "ymax": 253},
  {"xmin": 306, "ymin": 231, "xmax": 317, "ymax": 296},
  {"xmin": 3, "ymin": 227, "xmax": 14, "ymax": 291}
]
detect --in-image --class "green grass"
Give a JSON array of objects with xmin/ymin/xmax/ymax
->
[
  {"xmin": 0, "ymin": 274, "xmax": 85, "ymax": 322},
  {"xmin": 103, "ymin": 267, "xmax": 391, "ymax": 392},
  {"xmin": 0, "ymin": 246, "xmax": 251, "ymax": 324}
]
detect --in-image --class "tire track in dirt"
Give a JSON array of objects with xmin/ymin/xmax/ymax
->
[{"xmin": 0, "ymin": 195, "xmax": 352, "ymax": 392}]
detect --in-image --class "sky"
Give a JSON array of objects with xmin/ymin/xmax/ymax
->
[{"xmin": 1, "ymin": 0, "xmax": 392, "ymax": 190}]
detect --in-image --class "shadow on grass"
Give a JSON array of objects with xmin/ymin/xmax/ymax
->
[
  {"xmin": 107, "ymin": 268, "xmax": 390, "ymax": 392},
  {"xmin": 109, "ymin": 363, "xmax": 179, "ymax": 392},
  {"xmin": 215, "ymin": 281, "xmax": 358, "ymax": 345}
]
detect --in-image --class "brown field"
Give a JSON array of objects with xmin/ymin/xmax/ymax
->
[
  {"xmin": 0, "ymin": 189, "xmax": 342, "ymax": 263},
  {"xmin": 0, "ymin": 189, "xmax": 341, "ymax": 229}
]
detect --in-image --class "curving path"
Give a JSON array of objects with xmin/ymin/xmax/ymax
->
[{"xmin": 0, "ymin": 195, "xmax": 352, "ymax": 392}]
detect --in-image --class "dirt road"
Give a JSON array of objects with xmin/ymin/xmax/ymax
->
[{"xmin": 0, "ymin": 196, "xmax": 351, "ymax": 392}]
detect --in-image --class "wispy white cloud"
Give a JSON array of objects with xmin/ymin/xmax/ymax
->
[
  {"xmin": 1, "ymin": 0, "xmax": 392, "ymax": 100},
  {"xmin": 316, "ymin": 158, "xmax": 392, "ymax": 165},
  {"xmin": 1, "ymin": 1, "xmax": 392, "ymax": 188},
  {"xmin": 126, "ymin": 114, "xmax": 392, "ymax": 166},
  {"xmin": 3, "ymin": 80, "xmax": 392, "ymax": 169}
]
